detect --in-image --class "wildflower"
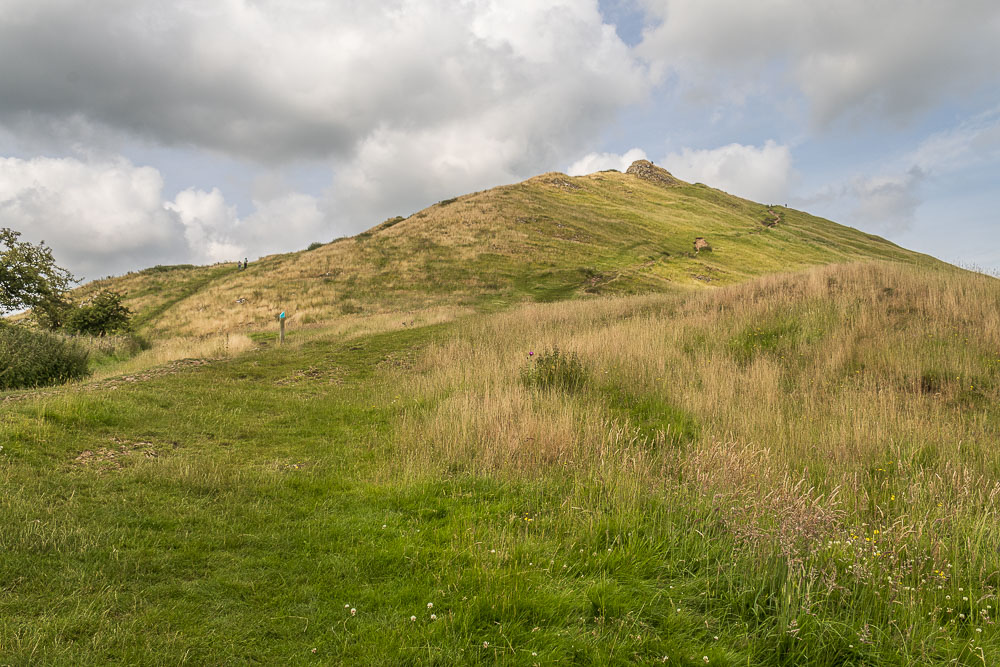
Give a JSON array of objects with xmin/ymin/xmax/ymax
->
[
  {"xmin": 532, "ymin": 652, "xmax": 537, "ymax": 656},
  {"xmin": 483, "ymin": 641, "xmax": 489, "ymax": 648},
  {"xmin": 427, "ymin": 602, "xmax": 433, "ymax": 609},
  {"xmin": 311, "ymin": 648, "xmax": 317, "ymax": 654},
  {"xmin": 410, "ymin": 615, "xmax": 416, "ymax": 622},
  {"xmin": 350, "ymin": 608, "xmax": 356, "ymax": 616},
  {"xmin": 430, "ymin": 614, "xmax": 437, "ymax": 620},
  {"xmin": 703, "ymin": 657, "xmax": 709, "ymax": 663},
  {"xmin": 344, "ymin": 603, "xmax": 350, "ymax": 608}
]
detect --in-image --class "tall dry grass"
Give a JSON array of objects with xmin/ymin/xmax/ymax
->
[
  {"xmin": 88, "ymin": 333, "xmax": 255, "ymax": 381},
  {"xmin": 382, "ymin": 262, "xmax": 1000, "ymax": 624}
]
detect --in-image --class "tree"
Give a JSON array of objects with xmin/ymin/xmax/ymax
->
[
  {"xmin": 64, "ymin": 290, "xmax": 132, "ymax": 336},
  {"xmin": 0, "ymin": 227, "xmax": 75, "ymax": 315}
]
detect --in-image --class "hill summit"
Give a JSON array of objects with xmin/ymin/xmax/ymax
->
[{"xmin": 625, "ymin": 159, "xmax": 681, "ymax": 186}]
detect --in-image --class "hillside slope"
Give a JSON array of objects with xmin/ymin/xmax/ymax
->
[
  {"xmin": 5, "ymin": 261, "xmax": 1000, "ymax": 663},
  {"xmin": 84, "ymin": 161, "xmax": 939, "ymax": 338}
]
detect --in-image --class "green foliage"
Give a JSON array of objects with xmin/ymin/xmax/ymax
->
[
  {"xmin": 437, "ymin": 197, "xmax": 458, "ymax": 206},
  {"xmin": 139, "ymin": 264, "xmax": 197, "ymax": 275},
  {"xmin": 306, "ymin": 241, "xmax": 325, "ymax": 251},
  {"xmin": 521, "ymin": 346, "xmax": 587, "ymax": 392},
  {"xmin": 0, "ymin": 227, "xmax": 75, "ymax": 314},
  {"xmin": 379, "ymin": 216, "xmax": 405, "ymax": 230},
  {"xmin": 728, "ymin": 319, "xmax": 801, "ymax": 364},
  {"xmin": 31, "ymin": 290, "xmax": 74, "ymax": 330},
  {"xmin": 0, "ymin": 322, "xmax": 90, "ymax": 389},
  {"xmin": 602, "ymin": 386, "xmax": 699, "ymax": 447},
  {"xmin": 65, "ymin": 290, "xmax": 132, "ymax": 336}
]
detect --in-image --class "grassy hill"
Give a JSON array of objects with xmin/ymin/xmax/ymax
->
[
  {"xmin": 82, "ymin": 162, "xmax": 935, "ymax": 341},
  {"xmin": 3, "ymin": 163, "xmax": 998, "ymax": 664}
]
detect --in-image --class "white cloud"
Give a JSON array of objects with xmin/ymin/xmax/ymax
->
[
  {"xmin": 663, "ymin": 140, "xmax": 793, "ymax": 202},
  {"xmin": 164, "ymin": 188, "xmax": 242, "ymax": 265},
  {"xmin": 0, "ymin": 156, "xmax": 187, "ymax": 279},
  {"xmin": 637, "ymin": 1, "xmax": 1000, "ymax": 126},
  {"xmin": 907, "ymin": 106, "xmax": 1000, "ymax": 174},
  {"xmin": 0, "ymin": 155, "xmax": 331, "ymax": 279},
  {"xmin": 567, "ymin": 148, "xmax": 648, "ymax": 175}
]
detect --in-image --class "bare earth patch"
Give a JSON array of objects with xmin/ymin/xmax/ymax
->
[{"xmin": 74, "ymin": 438, "xmax": 159, "ymax": 471}]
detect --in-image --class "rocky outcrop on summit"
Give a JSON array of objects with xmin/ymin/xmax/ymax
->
[{"xmin": 626, "ymin": 160, "xmax": 680, "ymax": 187}]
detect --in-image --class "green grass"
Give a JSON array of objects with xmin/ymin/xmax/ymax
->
[
  {"xmin": 0, "ymin": 325, "xmax": 732, "ymax": 664},
  {"xmin": 5, "ymin": 262, "xmax": 1000, "ymax": 664}
]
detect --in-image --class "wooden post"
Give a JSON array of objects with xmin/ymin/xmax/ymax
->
[{"xmin": 278, "ymin": 311, "xmax": 286, "ymax": 345}]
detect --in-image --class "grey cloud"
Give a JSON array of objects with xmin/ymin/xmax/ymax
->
[
  {"xmin": 0, "ymin": 1, "xmax": 646, "ymax": 165},
  {"xmin": 850, "ymin": 167, "xmax": 925, "ymax": 233},
  {"xmin": 637, "ymin": 1, "xmax": 1000, "ymax": 127}
]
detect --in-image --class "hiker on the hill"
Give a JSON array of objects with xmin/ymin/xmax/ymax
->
[
  {"xmin": 237, "ymin": 260, "xmax": 242, "ymax": 270},
  {"xmin": 244, "ymin": 257, "xmax": 249, "ymax": 268}
]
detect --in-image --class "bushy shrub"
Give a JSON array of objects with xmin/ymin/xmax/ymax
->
[
  {"xmin": 520, "ymin": 346, "xmax": 587, "ymax": 392},
  {"xmin": 307, "ymin": 241, "xmax": 325, "ymax": 251},
  {"xmin": 0, "ymin": 323, "xmax": 90, "ymax": 390},
  {"xmin": 64, "ymin": 290, "xmax": 132, "ymax": 337}
]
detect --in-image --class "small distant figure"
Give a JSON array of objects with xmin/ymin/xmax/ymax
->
[
  {"xmin": 244, "ymin": 257, "xmax": 249, "ymax": 268},
  {"xmin": 236, "ymin": 260, "xmax": 243, "ymax": 270}
]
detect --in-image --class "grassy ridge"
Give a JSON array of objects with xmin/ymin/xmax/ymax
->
[{"xmin": 3, "ymin": 261, "xmax": 1000, "ymax": 664}]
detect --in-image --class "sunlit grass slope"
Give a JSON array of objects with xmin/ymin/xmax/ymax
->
[
  {"xmin": 4, "ymin": 261, "xmax": 1000, "ymax": 664},
  {"xmin": 82, "ymin": 165, "xmax": 938, "ymax": 339}
]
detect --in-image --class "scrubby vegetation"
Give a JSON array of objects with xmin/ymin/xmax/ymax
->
[{"xmin": 0, "ymin": 322, "xmax": 89, "ymax": 389}]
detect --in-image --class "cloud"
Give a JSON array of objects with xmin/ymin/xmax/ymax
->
[
  {"xmin": 663, "ymin": 140, "xmax": 793, "ymax": 202},
  {"xmin": 0, "ymin": 156, "xmax": 187, "ymax": 279},
  {"xmin": 0, "ymin": 155, "xmax": 331, "ymax": 280},
  {"xmin": 849, "ymin": 167, "xmax": 925, "ymax": 233},
  {"xmin": 567, "ymin": 148, "xmax": 648, "ymax": 175},
  {"xmin": 637, "ymin": 1, "xmax": 1000, "ymax": 126},
  {"xmin": 907, "ymin": 106, "xmax": 1000, "ymax": 174},
  {"xmin": 0, "ymin": 0, "xmax": 647, "ymax": 166}
]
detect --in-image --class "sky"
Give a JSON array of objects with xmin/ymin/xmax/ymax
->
[{"xmin": 0, "ymin": 0, "xmax": 998, "ymax": 281}]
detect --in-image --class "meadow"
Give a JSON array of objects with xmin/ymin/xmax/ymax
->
[{"xmin": 3, "ymin": 260, "xmax": 999, "ymax": 665}]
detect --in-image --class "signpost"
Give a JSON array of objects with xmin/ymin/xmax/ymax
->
[{"xmin": 278, "ymin": 311, "xmax": 286, "ymax": 345}]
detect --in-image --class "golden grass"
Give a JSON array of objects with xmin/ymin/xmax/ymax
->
[
  {"xmin": 88, "ymin": 333, "xmax": 255, "ymax": 381},
  {"xmin": 381, "ymin": 262, "xmax": 1000, "ymax": 580}
]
